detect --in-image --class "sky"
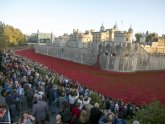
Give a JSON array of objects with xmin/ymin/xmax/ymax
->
[{"xmin": 0, "ymin": 0, "xmax": 165, "ymax": 36}]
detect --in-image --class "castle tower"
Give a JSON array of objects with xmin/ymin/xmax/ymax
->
[
  {"xmin": 100, "ymin": 22, "xmax": 105, "ymax": 32},
  {"xmin": 113, "ymin": 22, "xmax": 118, "ymax": 30},
  {"xmin": 128, "ymin": 25, "xmax": 133, "ymax": 34}
]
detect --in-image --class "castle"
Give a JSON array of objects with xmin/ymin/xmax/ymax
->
[
  {"xmin": 34, "ymin": 23, "xmax": 165, "ymax": 72},
  {"xmin": 53, "ymin": 23, "xmax": 133, "ymax": 48}
]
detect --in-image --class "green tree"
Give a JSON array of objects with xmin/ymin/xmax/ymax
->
[
  {"xmin": 146, "ymin": 33, "xmax": 156, "ymax": 43},
  {"xmin": 90, "ymin": 92, "xmax": 102, "ymax": 107},
  {"xmin": 0, "ymin": 22, "xmax": 8, "ymax": 48},
  {"xmin": 132, "ymin": 101, "xmax": 165, "ymax": 124},
  {"xmin": 135, "ymin": 33, "xmax": 142, "ymax": 43},
  {"xmin": 0, "ymin": 22, "xmax": 26, "ymax": 47}
]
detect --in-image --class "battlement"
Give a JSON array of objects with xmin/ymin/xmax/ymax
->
[{"xmin": 115, "ymin": 31, "xmax": 132, "ymax": 37}]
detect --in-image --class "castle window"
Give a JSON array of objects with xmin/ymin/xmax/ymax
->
[
  {"xmin": 105, "ymin": 52, "xmax": 108, "ymax": 56},
  {"xmin": 112, "ymin": 53, "xmax": 116, "ymax": 56},
  {"xmin": 125, "ymin": 54, "xmax": 129, "ymax": 57},
  {"xmin": 126, "ymin": 38, "xmax": 128, "ymax": 41}
]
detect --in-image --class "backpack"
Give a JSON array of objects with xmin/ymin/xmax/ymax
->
[{"xmin": 26, "ymin": 92, "xmax": 33, "ymax": 100}]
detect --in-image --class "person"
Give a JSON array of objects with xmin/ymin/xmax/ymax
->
[
  {"xmin": 51, "ymin": 97, "xmax": 60, "ymax": 114},
  {"xmin": 77, "ymin": 95, "xmax": 84, "ymax": 110},
  {"xmin": 32, "ymin": 95, "xmax": 48, "ymax": 124},
  {"xmin": 55, "ymin": 114, "xmax": 63, "ymax": 124},
  {"xmin": 132, "ymin": 120, "xmax": 140, "ymax": 124},
  {"xmin": 19, "ymin": 111, "xmax": 35, "ymax": 124},
  {"xmin": 71, "ymin": 102, "xmax": 81, "ymax": 124},
  {"xmin": 76, "ymin": 110, "xmax": 90, "ymax": 124},
  {"xmin": 5, "ymin": 91, "xmax": 16, "ymax": 121},
  {"xmin": 48, "ymin": 84, "xmax": 57, "ymax": 106},
  {"xmin": 82, "ymin": 96, "xmax": 91, "ymax": 111},
  {"xmin": 58, "ymin": 91, "xmax": 66, "ymax": 112},
  {"xmin": 0, "ymin": 104, "xmax": 10, "ymax": 123},
  {"xmin": 89, "ymin": 103, "xmax": 103, "ymax": 124},
  {"xmin": 69, "ymin": 89, "xmax": 79, "ymax": 111},
  {"xmin": 113, "ymin": 113, "xmax": 126, "ymax": 124},
  {"xmin": 26, "ymin": 84, "xmax": 34, "ymax": 109},
  {"xmin": 60, "ymin": 102, "xmax": 72, "ymax": 123},
  {"xmin": 17, "ymin": 84, "xmax": 25, "ymax": 104},
  {"xmin": 99, "ymin": 110, "xmax": 115, "ymax": 124},
  {"xmin": 11, "ymin": 88, "xmax": 21, "ymax": 115},
  {"xmin": 106, "ymin": 113, "xmax": 115, "ymax": 124}
]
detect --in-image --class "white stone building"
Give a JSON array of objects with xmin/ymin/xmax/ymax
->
[
  {"xmin": 54, "ymin": 23, "xmax": 134, "ymax": 47},
  {"xmin": 54, "ymin": 33, "xmax": 69, "ymax": 46},
  {"xmin": 114, "ymin": 26, "xmax": 133, "ymax": 45}
]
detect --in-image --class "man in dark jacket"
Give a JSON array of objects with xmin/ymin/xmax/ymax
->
[
  {"xmin": 26, "ymin": 84, "xmax": 34, "ymax": 108},
  {"xmin": 11, "ymin": 89, "xmax": 20, "ymax": 115},
  {"xmin": 5, "ymin": 91, "xmax": 16, "ymax": 122},
  {"xmin": 89, "ymin": 103, "xmax": 103, "ymax": 124}
]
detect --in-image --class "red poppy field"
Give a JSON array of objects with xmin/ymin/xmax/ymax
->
[{"xmin": 16, "ymin": 49, "xmax": 165, "ymax": 105}]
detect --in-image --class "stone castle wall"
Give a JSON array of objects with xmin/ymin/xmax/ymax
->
[
  {"xmin": 35, "ymin": 42, "xmax": 165, "ymax": 72},
  {"xmin": 100, "ymin": 43, "xmax": 139, "ymax": 71},
  {"xmin": 35, "ymin": 45, "xmax": 98, "ymax": 66},
  {"xmin": 136, "ymin": 48, "xmax": 165, "ymax": 71}
]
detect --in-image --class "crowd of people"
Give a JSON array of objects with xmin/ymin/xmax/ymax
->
[{"xmin": 0, "ymin": 49, "xmax": 140, "ymax": 124}]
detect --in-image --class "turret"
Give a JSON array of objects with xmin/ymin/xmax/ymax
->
[
  {"xmin": 128, "ymin": 25, "xmax": 133, "ymax": 33},
  {"xmin": 113, "ymin": 22, "xmax": 118, "ymax": 30},
  {"xmin": 100, "ymin": 22, "xmax": 105, "ymax": 31}
]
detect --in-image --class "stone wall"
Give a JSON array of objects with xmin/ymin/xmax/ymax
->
[
  {"xmin": 136, "ymin": 47, "xmax": 165, "ymax": 71},
  {"xmin": 99, "ymin": 43, "xmax": 139, "ymax": 72},
  {"xmin": 35, "ymin": 42, "xmax": 165, "ymax": 72},
  {"xmin": 142, "ymin": 44, "xmax": 165, "ymax": 54},
  {"xmin": 35, "ymin": 44, "xmax": 97, "ymax": 66}
]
